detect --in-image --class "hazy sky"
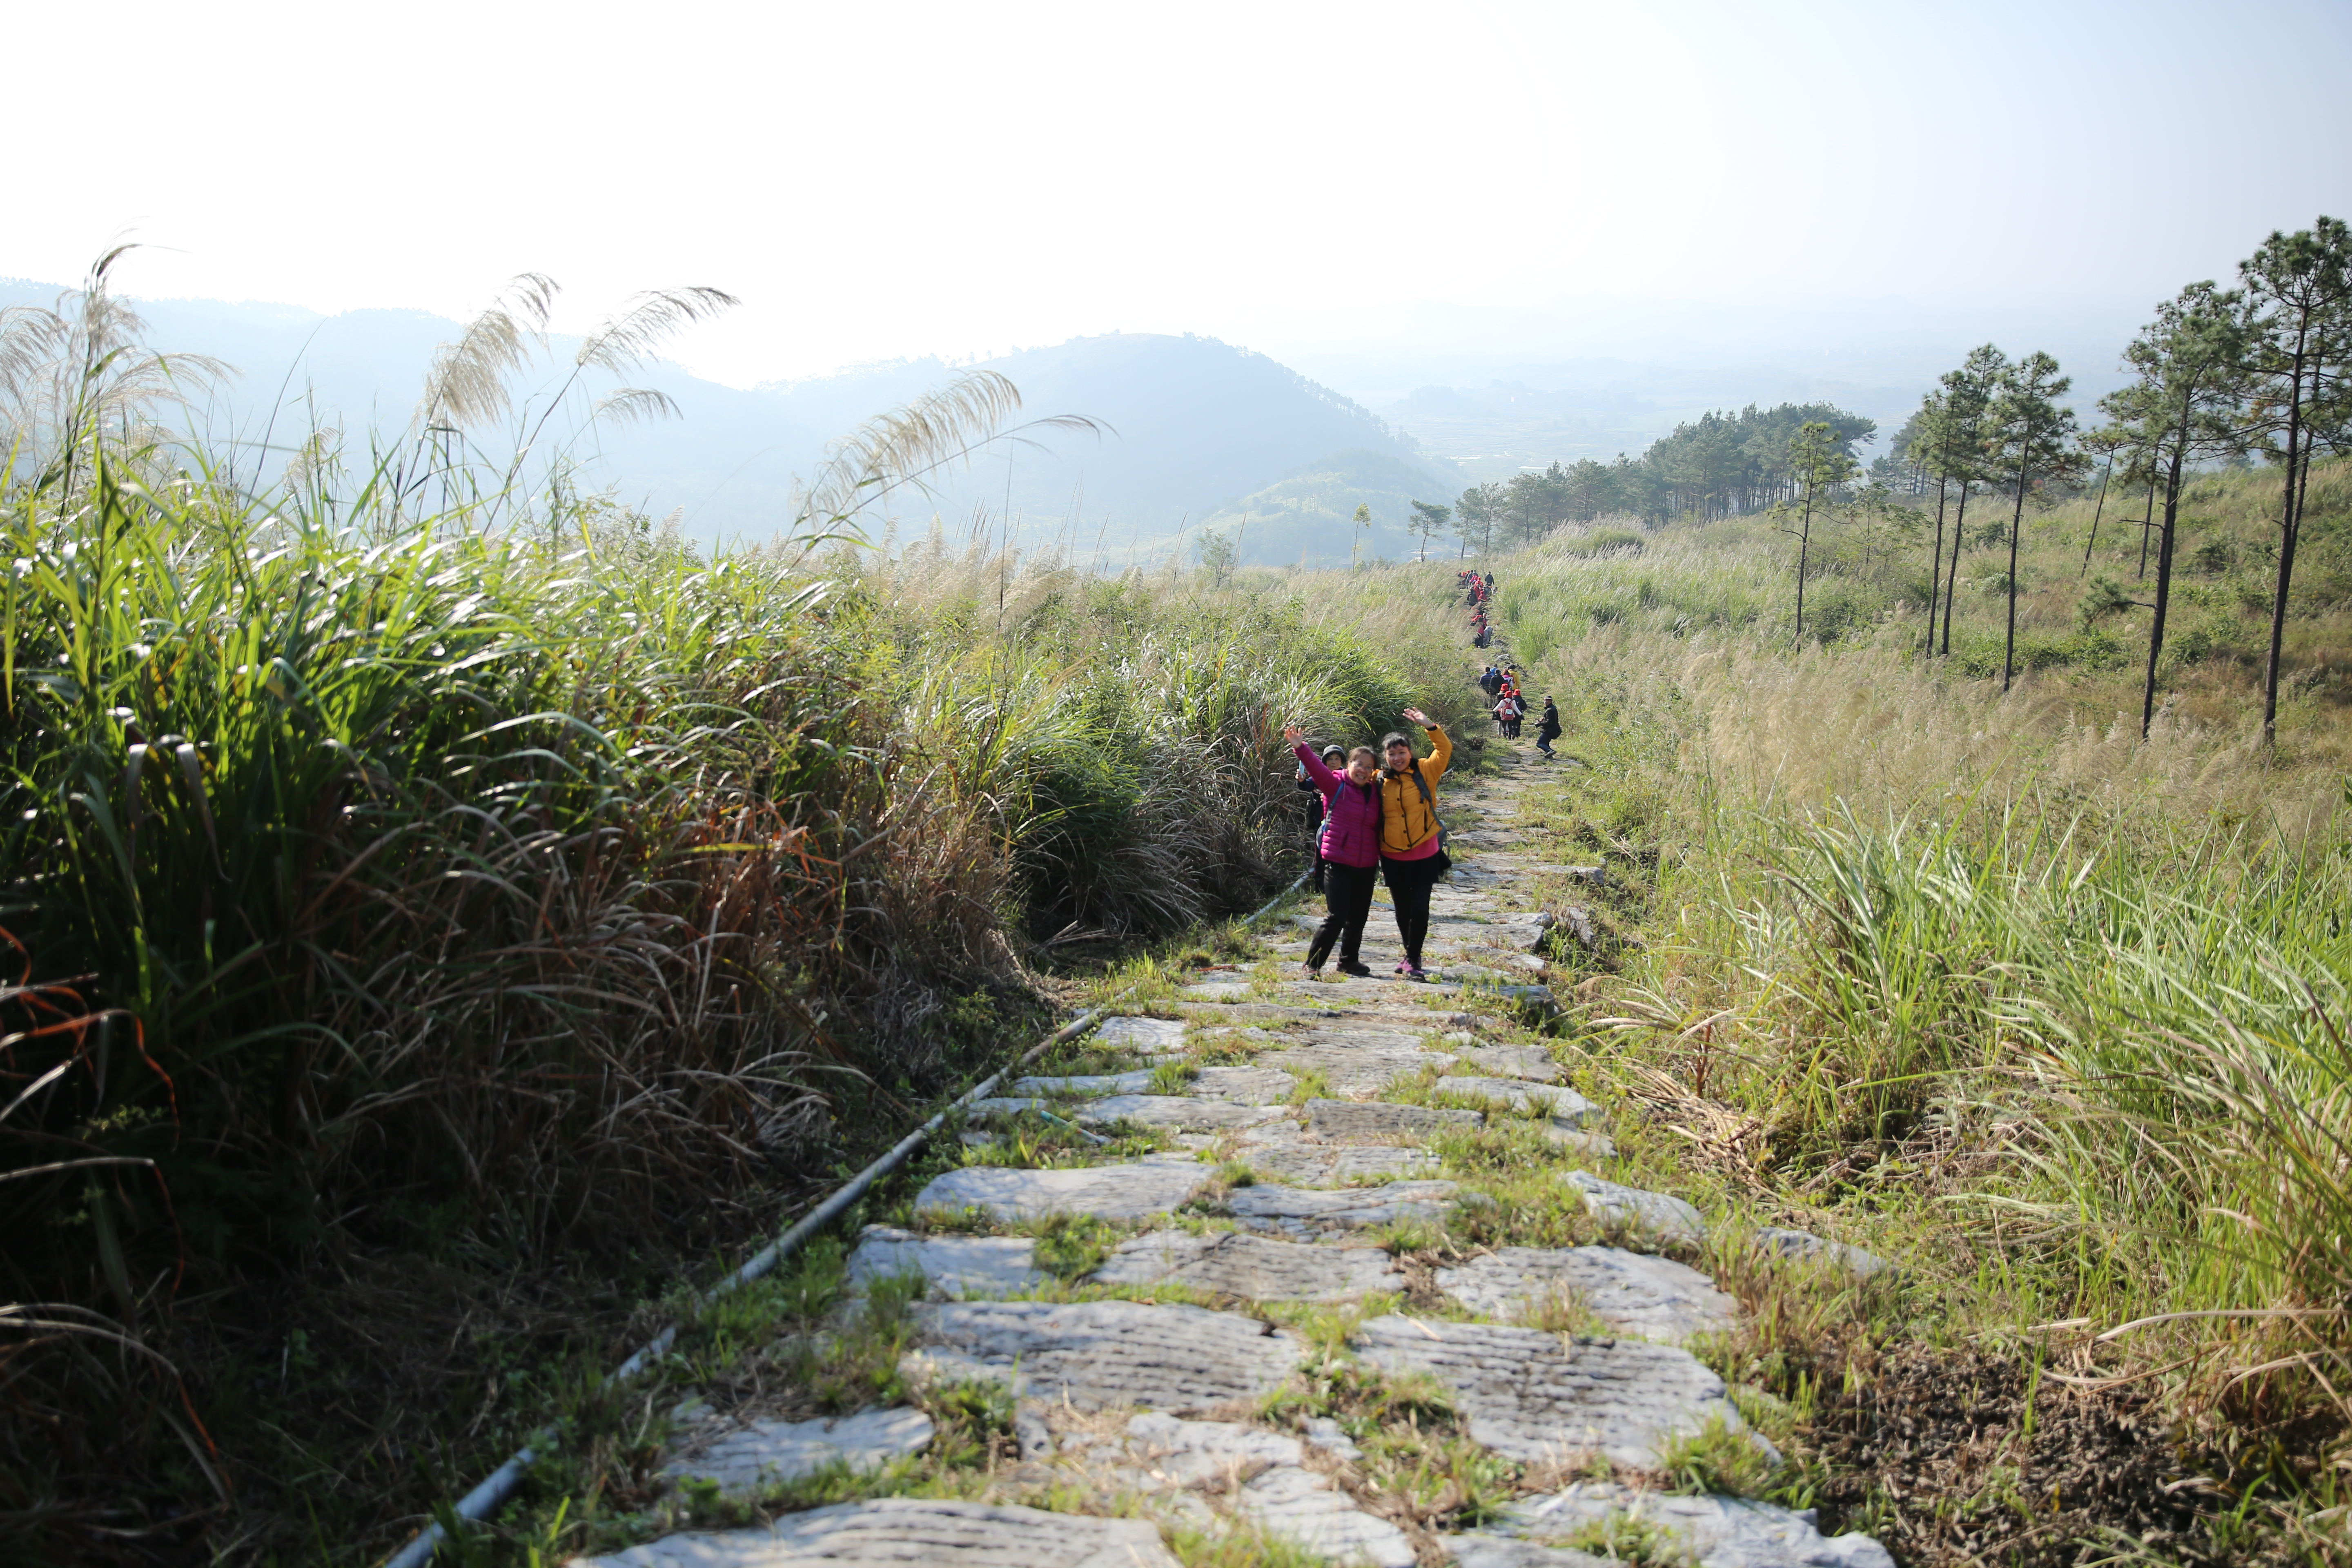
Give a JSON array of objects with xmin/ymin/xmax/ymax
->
[{"xmin": 14, "ymin": 0, "xmax": 2350, "ymax": 389}]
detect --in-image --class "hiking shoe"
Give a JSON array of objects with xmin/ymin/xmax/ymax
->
[
  {"xmin": 1302, "ymin": 961, "xmax": 1323, "ymax": 976},
  {"xmin": 1336, "ymin": 959, "xmax": 1372, "ymax": 977},
  {"xmin": 1404, "ymin": 964, "xmax": 1431, "ymax": 981},
  {"xmin": 1394, "ymin": 961, "xmax": 1411, "ymax": 975}
]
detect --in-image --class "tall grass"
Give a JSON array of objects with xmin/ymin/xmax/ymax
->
[
  {"xmin": 1496, "ymin": 492, "xmax": 2352, "ymax": 1471},
  {"xmin": 0, "ymin": 276, "xmax": 1481, "ymax": 1559}
]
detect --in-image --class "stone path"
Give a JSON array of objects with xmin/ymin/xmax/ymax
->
[{"xmin": 584, "ymin": 728, "xmax": 1897, "ymax": 1566}]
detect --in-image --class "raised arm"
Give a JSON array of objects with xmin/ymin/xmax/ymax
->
[{"xmin": 1423, "ymin": 720, "xmax": 1452, "ymax": 783}]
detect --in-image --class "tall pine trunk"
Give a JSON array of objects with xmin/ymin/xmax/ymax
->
[
  {"xmin": 2001, "ymin": 459, "xmax": 2032, "ymax": 692},
  {"xmin": 2079, "ymin": 452, "xmax": 2113, "ymax": 576},
  {"xmin": 2259, "ymin": 325, "xmax": 2313, "ymax": 745},
  {"xmin": 2141, "ymin": 431, "xmax": 2192, "ymax": 738},
  {"xmin": 1925, "ymin": 470, "xmax": 1950, "ymax": 653},
  {"xmin": 1794, "ymin": 485, "xmax": 1814, "ymax": 639},
  {"xmin": 1941, "ymin": 481, "xmax": 1973, "ymax": 655}
]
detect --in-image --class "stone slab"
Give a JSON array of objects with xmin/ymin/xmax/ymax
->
[
  {"xmin": 572, "ymin": 1497, "xmax": 1183, "ymax": 1567},
  {"xmin": 915, "ymin": 1154, "xmax": 1209, "ymax": 1223},
  {"xmin": 845, "ymin": 1227, "xmax": 1047, "ymax": 1298},
  {"xmin": 1256, "ymin": 1043, "xmax": 1454, "ymax": 1098},
  {"xmin": 902, "ymin": 1299, "xmax": 1304, "ymax": 1412},
  {"xmin": 1565, "ymin": 1170, "xmax": 1705, "ymax": 1242},
  {"xmin": 1545, "ymin": 1129, "xmax": 1619, "ymax": 1158},
  {"xmin": 1225, "ymin": 1180, "xmax": 1463, "ymax": 1238},
  {"xmin": 1076, "ymin": 1095, "xmax": 1285, "ymax": 1131},
  {"xmin": 1477, "ymin": 1480, "xmax": 1895, "ymax": 1568},
  {"xmin": 1190, "ymin": 1065, "xmax": 1296, "ymax": 1104},
  {"xmin": 1058, "ymin": 1414, "xmax": 1412, "ymax": 1567},
  {"xmin": 1753, "ymin": 1227, "xmax": 1897, "ymax": 1279},
  {"xmin": 1232, "ymin": 1132, "xmax": 1438, "ymax": 1187},
  {"xmin": 1443, "ymin": 1539, "xmax": 1612, "ymax": 1568},
  {"xmin": 1431, "ymin": 1076, "xmax": 1597, "ymax": 1125},
  {"xmin": 1240, "ymin": 1463, "xmax": 1417, "ymax": 1567},
  {"xmin": 1351, "ymin": 1314, "xmax": 1755, "ymax": 1469},
  {"xmin": 1091, "ymin": 1016, "xmax": 1188, "ymax": 1053},
  {"xmin": 1010, "ymin": 1071, "xmax": 1156, "ymax": 1096},
  {"xmin": 659, "ymin": 1406, "xmax": 933, "ymax": 1495},
  {"xmin": 1179, "ymin": 982, "xmax": 1254, "ymax": 1000},
  {"xmin": 1305, "ymin": 1098, "xmax": 1482, "ymax": 1143},
  {"xmin": 1437, "ymin": 1246, "xmax": 1740, "ymax": 1343},
  {"xmin": 1450, "ymin": 1044, "xmax": 1566, "ymax": 1082},
  {"xmin": 1089, "ymin": 1229, "xmax": 1404, "ymax": 1302}
]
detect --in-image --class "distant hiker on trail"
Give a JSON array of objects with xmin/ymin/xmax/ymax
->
[
  {"xmin": 1492, "ymin": 690, "xmax": 1522, "ymax": 738},
  {"xmin": 1479, "ymin": 666, "xmax": 1502, "ymax": 698},
  {"xmin": 1295, "ymin": 743, "xmax": 1345, "ymax": 892},
  {"xmin": 1536, "ymin": 697, "xmax": 1561, "ymax": 758},
  {"xmin": 1377, "ymin": 710, "xmax": 1451, "ymax": 981},
  {"xmin": 1287, "ymin": 728, "xmax": 1380, "ymax": 976}
]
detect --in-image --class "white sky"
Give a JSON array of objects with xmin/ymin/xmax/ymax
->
[{"xmin": 13, "ymin": 0, "xmax": 2350, "ymax": 388}]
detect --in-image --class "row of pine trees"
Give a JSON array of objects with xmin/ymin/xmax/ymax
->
[{"xmin": 1900, "ymin": 216, "xmax": 2346, "ymax": 742}]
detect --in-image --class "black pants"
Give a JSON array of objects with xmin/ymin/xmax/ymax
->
[
  {"xmin": 1381, "ymin": 855, "xmax": 1443, "ymax": 968},
  {"xmin": 1308, "ymin": 862, "xmax": 1378, "ymax": 967}
]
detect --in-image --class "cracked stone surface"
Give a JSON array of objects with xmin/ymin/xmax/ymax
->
[
  {"xmin": 1225, "ymin": 1179, "xmax": 1463, "ymax": 1237},
  {"xmin": 1230, "ymin": 1129, "xmax": 1438, "ymax": 1186},
  {"xmin": 1089, "ymin": 1229, "xmax": 1404, "ymax": 1301},
  {"xmin": 1009, "ymin": 1070, "xmax": 1156, "ymax": 1096},
  {"xmin": 572, "ymin": 1497, "xmax": 1184, "ymax": 1566},
  {"xmin": 659, "ymin": 1406, "xmax": 934, "ymax": 1495},
  {"xmin": 1566, "ymin": 1170, "xmax": 1706, "ymax": 1241},
  {"xmin": 902, "ymin": 1299, "xmax": 1303, "ymax": 1411},
  {"xmin": 1753, "ymin": 1227, "xmax": 1897, "ymax": 1278},
  {"xmin": 1430, "ymin": 1076, "xmax": 1598, "ymax": 1124},
  {"xmin": 1074, "ymin": 1094, "xmax": 1283, "ymax": 1131},
  {"xmin": 845, "ymin": 1228, "xmax": 1047, "ymax": 1298},
  {"xmin": 1437, "ymin": 1246, "xmax": 1740, "ymax": 1342},
  {"xmin": 1189, "ymin": 1065, "xmax": 1296, "ymax": 1103},
  {"xmin": 1054, "ymin": 1414, "xmax": 1414, "ymax": 1567},
  {"xmin": 1351, "ymin": 1314, "xmax": 1758, "ymax": 1468},
  {"xmin": 1466, "ymin": 1480, "xmax": 1895, "ymax": 1568},
  {"xmin": 1448, "ymin": 1044, "xmax": 1565, "ymax": 1082},
  {"xmin": 1305, "ymin": 1097, "xmax": 1483, "ymax": 1142},
  {"xmin": 915, "ymin": 1153, "xmax": 1209, "ymax": 1223},
  {"xmin": 1239, "ymin": 1464, "xmax": 1417, "ymax": 1566},
  {"xmin": 1257, "ymin": 1040, "xmax": 1454, "ymax": 1098},
  {"xmin": 1090, "ymin": 1016, "xmax": 1189, "ymax": 1054}
]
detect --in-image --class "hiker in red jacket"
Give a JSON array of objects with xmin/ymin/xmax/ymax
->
[{"xmin": 1286, "ymin": 726, "xmax": 1381, "ymax": 976}]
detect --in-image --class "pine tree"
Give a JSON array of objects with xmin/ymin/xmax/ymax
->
[
  {"xmin": 2098, "ymin": 281, "xmax": 2253, "ymax": 739},
  {"xmin": 1408, "ymin": 499, "xmax": 1451, "ymax": 562},
  {"xmin": 1986, "ymin": 352, "xmax": 2083, "ymax": 693},
  {"xmin": 1924, "ymin": 346, "xmax": 2003, "ymax": 657},
  {"xmin": 2240, "ymin": 216, "xmax": 2352, "ymax": 744},
  {"xmin": 1780, "ymin": 421, "xmax": 1855, "ymax": 641}
]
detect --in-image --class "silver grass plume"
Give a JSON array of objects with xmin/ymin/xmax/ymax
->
[{"xmin": 416, "ymin": 272, "xmax": 559, "ymax": 430}]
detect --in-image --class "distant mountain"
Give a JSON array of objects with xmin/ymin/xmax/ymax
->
[
  {"xmin": 774, "ymin": 335, "xmax": 1460, "ymax": 559},
  {"xmin": 0, "ymin": 280, "xmax": 1455, "ymax": 556},
  {"xmin": 1195, "ymin": 449, "xmax": 1468, "ymax": 568}
]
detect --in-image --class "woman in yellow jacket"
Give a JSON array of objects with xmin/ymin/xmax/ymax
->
[{"xmin": 1377, "ymin": 707, "xmax": 1450, "ymax": 980}]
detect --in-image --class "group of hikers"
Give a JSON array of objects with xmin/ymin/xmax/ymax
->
[
  {"xmin": 1282, "ymin": 571, "xmax": 1572, "ymax": 981},
  {"xmin": 1286, "ymin": 711, "xmax": 1451, "ymax": 980},
  {"xmin": 1479, "ymin": 664, "xmax": 1560, "ymax": 758},
  {"xmin": 1459, "ymin": 568, "xmax": 1494, "ymax": 648}
]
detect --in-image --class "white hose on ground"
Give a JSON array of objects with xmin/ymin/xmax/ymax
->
[{"xmin": 379, "ymin": 866, "xmax": 1312, "ymax": 1566}]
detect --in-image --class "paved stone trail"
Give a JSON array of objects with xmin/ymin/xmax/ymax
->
[{"xmin": 579, "ymin": 737, "xmax": 1896, "ymax": 1568}]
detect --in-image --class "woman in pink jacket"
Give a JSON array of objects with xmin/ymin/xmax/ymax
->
[{"xmin": 1285, "ymin": 726, "xmax": 1382, "ymax": 976}]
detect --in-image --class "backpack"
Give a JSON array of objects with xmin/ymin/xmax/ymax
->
[{"xmin": 1397, "ymin": 760, "xmax": 1452, "ymax": 874}]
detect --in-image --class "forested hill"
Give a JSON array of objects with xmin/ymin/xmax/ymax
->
[{"xmin": 1446, "ymin": 401, "xmax": 1880, "ymax": 549}]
